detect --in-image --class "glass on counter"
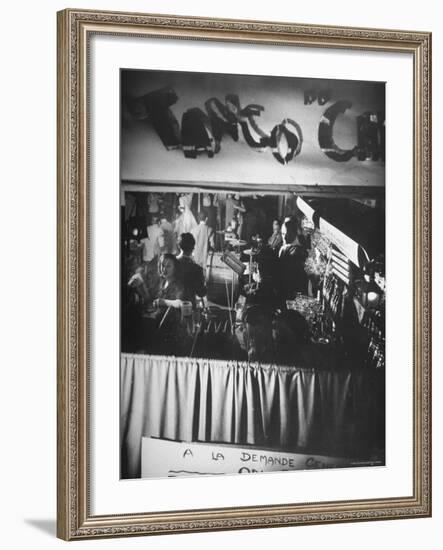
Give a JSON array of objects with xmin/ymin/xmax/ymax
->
[
  {"xmin": 180, "ymin": 300, "xmax": 193, "ymax": 319},
  {"xmin": 285, "ymin": 294, "xmax": 336, "ymax": 345}
]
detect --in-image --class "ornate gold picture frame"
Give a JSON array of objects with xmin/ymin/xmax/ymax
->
[{"xmin": 57, "ymin": 8, "xmax": 431, "ymax": 540}]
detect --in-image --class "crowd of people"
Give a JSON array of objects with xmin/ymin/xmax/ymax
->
[{"xmin": 123, "ymin": 191, "xmax": 315, "ymax": 362}]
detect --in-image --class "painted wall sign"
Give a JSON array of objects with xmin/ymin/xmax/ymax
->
[
  {"xmin": 318, "ymin": 100, "xmax": 385, "ymax": 163},
  {"xmin": 122, "ymin": 70, "xmax": 385, "ymax": 187},
  {"xmin": 141, "ymin": 437, "xmax": 358, "ymax": 478},
  {"xmin": 129, "ymin": 90, "xmax": 305, "ymax": 165},
  {"xmin": 128, "ymin": 89, "xmax": 384, "ymax": 165}
]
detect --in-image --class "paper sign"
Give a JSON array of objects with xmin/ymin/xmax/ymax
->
[
  {"xmin": 319, "ymin": 217, "xmax": 369, "ymax": 267},
  {"xmin": 141, "ymin": 437, "xmax": 358, "ymax": 478}
]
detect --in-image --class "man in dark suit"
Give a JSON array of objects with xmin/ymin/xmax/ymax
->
[
  {"xmin": 176, "ymin": 232, "xmax": 207, "ymax": 307},
  {"xmin": 278, "ymin": 217, "xmax": 308, "ymax": 300}
]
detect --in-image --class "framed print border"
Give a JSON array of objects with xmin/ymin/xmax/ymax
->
[{"xmin": 57, "ymin": 8, "xmax": 431, "ymax": 540}]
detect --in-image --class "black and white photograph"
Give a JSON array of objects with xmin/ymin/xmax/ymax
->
[{"xmin": 120, "ymin": 69, "xmax": 386, "ymax": 480}]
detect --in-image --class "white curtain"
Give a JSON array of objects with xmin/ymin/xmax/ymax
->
[{"xmin": 121, "ymin": 353, "xmax": 381, "ymax": 478}]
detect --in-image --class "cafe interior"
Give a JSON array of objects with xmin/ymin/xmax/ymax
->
[{"xmin": 120, "ymin": 69, "xmax": 386, "ymax": 479}]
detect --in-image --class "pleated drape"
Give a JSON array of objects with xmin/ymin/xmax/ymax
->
[{"xmin": 120, "ymin": 353, "xmax": 380, "ymax": 478}]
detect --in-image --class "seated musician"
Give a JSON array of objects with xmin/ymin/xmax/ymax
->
[{"xmin": 176, "ymin": 232, "xmax": 207, "ymax": 307}]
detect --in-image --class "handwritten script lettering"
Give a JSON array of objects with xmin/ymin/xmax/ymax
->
[{"xmin": 127, "ymin": 88, "xmax": 384, "ymax": 164}]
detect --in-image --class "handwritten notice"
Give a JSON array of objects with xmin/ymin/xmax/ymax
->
[{"xmin": 141, "ymin": 437, "xmax": 355, "ymax": 479}]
